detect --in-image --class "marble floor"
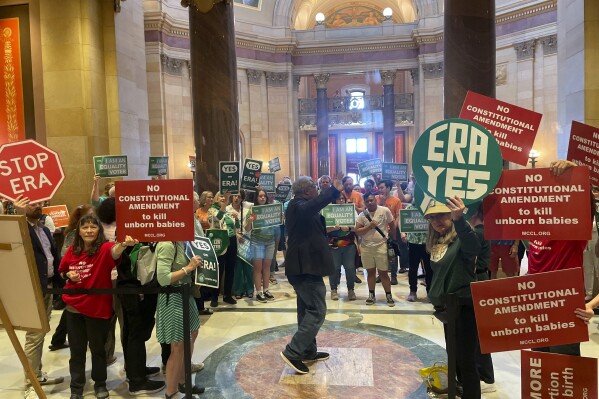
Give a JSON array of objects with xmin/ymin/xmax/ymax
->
[{"xmin": 1, "ymin": 262, "xmax": 598, "ymax": 399}]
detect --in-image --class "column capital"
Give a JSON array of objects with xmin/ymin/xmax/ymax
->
[
  {"xmin": 181, "ymin": 0, "xmax": 227, "ymax": 13},
  {"xmin": 246, "ymin": 69, "xmax": 263, "ymax": 85},
  {"xmin": 422, "ymin": 62, "xmax": 443, "ymax": 79},
  {"xmin": 160, "ymin": 54, "xmax": 187, "ymax": 75},
  {"xmin": 313, "ymin": 73, "xmax": 330, "ymax": 89},
  {"xmin": 380, "ymin": 70, "xmax": 397, "ymax": 86},
  {"xmin": 539, "ymin": 34, "xmax": 557, "ymax": 56},
  {"xmin": 409, "ymin": 68, "xmax": 419, "ymax": 85},
  {"xmin": 513, "ymin": 39, "xmax": 536, "ymax": 61},
  {"xmin": 265, "ymin": 72, "xmax": 289, "ymax": 87}
]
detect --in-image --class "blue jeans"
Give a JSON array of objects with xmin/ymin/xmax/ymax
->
[
  {"xmin": 329, "ymin": 245, "xmax": 356, "ymax": 290},
  {"xmin": 283, "ymin": 274, "xmax": 327, "ymax": 361}
]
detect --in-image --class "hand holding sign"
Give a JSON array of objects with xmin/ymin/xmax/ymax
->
[
  {"xmin": 549, "ymin": 160, "xmax": 577, "ymax": 176},
  {"xmin": 446, "ymin": 196, "xmax": 466, "ymax": 221},
  {"xmin": 186, "ymin": 255, "xmax": 202, "ymax": 272}
]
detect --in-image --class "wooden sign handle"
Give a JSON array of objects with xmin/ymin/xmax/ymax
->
[{"xmin": 0, "ymin": 298, "xmax": 47, "ymax": 399}]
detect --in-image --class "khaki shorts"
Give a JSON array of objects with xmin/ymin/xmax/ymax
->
[{"xmin": 360, "ymin": 244, "xmax": 389, "ymax": 271}]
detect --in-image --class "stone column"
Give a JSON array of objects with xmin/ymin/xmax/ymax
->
[
  {"xmin": 185, "ymin": 1, "xmax": 240, "ymax": 193},
  {"xmin": 513, "ymin": 39, "xmax": 536, "ymax": 110},
  {"xmin": 380, "ymin": 70, "xmax": 397, "ymax": 162},
  {"xmin": 314, "ymin": 73, "xmax": 330, "ymax": 177},
  {"xmin": 444, "ymin": 0, "xmax": 496, "ymax": 118},
  {"xmin": 290, "ymin": 75, "xmax": 301, "ymax": 178},
  {"xmin": 409, "ymin": 67, "xmax": 420, "ymax": 160}
]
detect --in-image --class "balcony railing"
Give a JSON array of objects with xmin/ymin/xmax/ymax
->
[{"xmin": 298, "ymin": 93, "xmax": 414, "ymax": 129}]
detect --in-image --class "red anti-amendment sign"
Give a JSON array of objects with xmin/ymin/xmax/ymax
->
[
  {"xmin": 521, "ymin": 350, "xmax": 597, "ymax": 399},
  {"xmin": 471, "ymin": 269, "xmax": 588, "ymax": 354},
  {"xmin": 483, "ymin": 167, "xmax": 592, "ymax": 241},
  {"xmin": 0, "ymin": 140, "xmax": 65, "ymax": 202},
  {"xmin": 460, "ymin": 91, "xmax": 542, "ymax": 166},
  {"xmin": 567, "ymin": 120, "xmax": 599, "ymax": 186},
  {"xmin": 42, "ymin": 205, "xmax": 70, "ymax": 228},
  {"xmin": 115, "ymin": 179, "xmax": 194, "ymax": 242}
]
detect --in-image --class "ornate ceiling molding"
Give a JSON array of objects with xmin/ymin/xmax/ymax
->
[{"xmin": 496, "ymin": 0, "xmax": 556, "ymax": 26}]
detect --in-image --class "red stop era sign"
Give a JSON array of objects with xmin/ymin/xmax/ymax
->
[{"xmin": 0, "ymin": 140, "xmax": 65, "ymax": 202}]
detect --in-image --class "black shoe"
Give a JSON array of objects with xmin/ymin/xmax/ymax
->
[
  {"xmin": 390, "ymin": 277, "xmax": 398, "ymax": 285},
  {"xmin": 178, "ymin": 383, "xmax": 205, "ymax": 394},
  {"xmin": 94, "ymin": 385, "xmax": 109, "ymax": 399},
  {"xmin": 398, "ymin": 267, "xmax": 408, "ymax": 274},
  {"xmin": 302, "ymin": 352, "xmax": 329, "ymax": 363},
  {"xmin": 375, "ymin": 276, "xmax": 381, "ymax": 283},
  {"xmin": 70, "ymin": 395, "xmax": 84, "ymax": 399},
  {"xmin": 263, "ymin": 290, "xmax": 275, "ymax": 301},
  {"xmin": 210, "ymin": 299, "xmax": 218, "ymax": 308},
  {"xmin": 223, "ymin": 296, "xmax": 237, "ymax": 305},
  {"xmin": 48, "ymin": 342, "xmax": 69, "ymax": 351},
  {"xmin": 129, "ymin": 379, "xmax": 165, "ymax": 396},
  {"xmin": 280, "ymin": 352, "xmax": 308, "ymax": 374},
  {"xmin": 256, "ymin": 293, "xmax": 268, "ymax": 303},
  {"xmin": 354, "ymin": 276, "xmax": 362, "ymax": 283},
  {"xmin": 198, "ymin": 308, "xmax": 214, "ymax": 315},
  {"xmin": 145, "ymin": 366, "xmax": 160, "ymax": 378}
]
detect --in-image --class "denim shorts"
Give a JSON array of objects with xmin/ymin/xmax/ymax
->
[{"xmin": 251, "ymin": 241, "xmax": 275, "ymax": 260}]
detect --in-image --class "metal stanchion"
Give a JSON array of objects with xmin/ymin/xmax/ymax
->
[{"xmin": 446, "ymin": 293, "xmax": 459, "ymax": 399}]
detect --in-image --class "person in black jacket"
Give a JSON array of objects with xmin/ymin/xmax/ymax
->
[
  {"xmin": 13, "ymin": 195, "xmax": 64, "ymax": 399},
  {"xmin": 280, "ymin": 174, "xmax": 343, "ymax": 374}
]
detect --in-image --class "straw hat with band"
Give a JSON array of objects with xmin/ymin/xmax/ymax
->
[{"xmin": 423, "ymin": 199, "xmax": 451, "ymax": 217}]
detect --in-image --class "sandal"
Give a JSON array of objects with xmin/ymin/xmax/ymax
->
[
  {"xmin": 178, "ymin": 383, "xmax": 205, "ymax": 394},
  {"xmin": 165, "ymin": 391, "xmax": 177, "ymax": 399},
  {"xmin": 235, "ymin": 295, "xmax": 243, "ymax": 299}
]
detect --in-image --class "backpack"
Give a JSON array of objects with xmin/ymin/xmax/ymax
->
[{"xmin": 129, "ymin": 242, "xmax": 159, "ymax": 286}]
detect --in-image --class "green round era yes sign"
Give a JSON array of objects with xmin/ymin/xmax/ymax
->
[{"xmin": 412, "ymin": 118, "xmax": 503, "ymax": 205}]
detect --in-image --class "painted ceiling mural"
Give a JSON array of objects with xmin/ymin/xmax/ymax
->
[{"xmin": 324, "ymin": 5, "xmax": 385, "ymax": 28}]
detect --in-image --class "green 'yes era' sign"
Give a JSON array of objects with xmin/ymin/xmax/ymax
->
[
  {"xmin": 219, "ymin": 161, "xmax": 240, "ymax": 193},
  {"xmin": 412, "ymin": 118, "xmax": 503, "ymax": 205},
  {"xmin": 185, "ymin": 238, "xmax": 219, "ymax": 289}
]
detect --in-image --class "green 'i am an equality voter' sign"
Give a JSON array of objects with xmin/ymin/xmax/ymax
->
[
  {"xmin": 412, "ymin": 118, "xmax": 503, "ymax": 205},
  {"xmin": 322, "ymin": 204, "xmax": 356, "ymax": 227}
]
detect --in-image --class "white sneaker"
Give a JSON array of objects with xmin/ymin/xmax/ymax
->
[
  {"xmin": 480, "ymin": 381, "xmax": 497, "ymax": 393},
  {"xmin": 24, "ymin": 386, "xmax": 39, "ymax": 399}
]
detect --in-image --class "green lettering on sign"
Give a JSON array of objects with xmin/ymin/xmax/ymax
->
[{"xmin": 321, "ymin": 204, "xmax": 356, "ymax": 227}]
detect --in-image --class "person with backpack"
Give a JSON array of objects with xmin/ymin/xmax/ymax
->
[{"xmin": 156, "ymin": 242, "xmax": 204, "ymax": 398}]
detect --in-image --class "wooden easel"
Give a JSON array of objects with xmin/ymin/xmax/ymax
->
[{"xmin": 0, "ymin": 297, "xmax": 47, "ymax": 399}]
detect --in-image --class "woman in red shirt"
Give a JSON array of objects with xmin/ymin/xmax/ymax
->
[{"xmin": 59, "ymin": 214, "xmax": 137, "ymax": 399}]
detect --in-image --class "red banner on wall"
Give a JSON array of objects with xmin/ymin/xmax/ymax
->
[
  {"xmin": 521, "ymin": 350, "xmax": 597, "ymax": 399},
  {"xmin": 115, "ymin": 179, "xmax": 194, "ymax": 242},
  {"xmin": 483, "ymin": 167, "xmax": 592, "ymax": 241},
  {"xmin": 0, "ymin": 18, "xmax": 26, "ymax": 145},
  {"xmin": 472, "ymin": 269, "xmax": 588, "ymax": 354}
]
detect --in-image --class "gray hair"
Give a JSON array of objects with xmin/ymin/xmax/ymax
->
[
  {"xmin": 292, "ymin": 176, "xmax": 315, "ymax": 195},
  {"xmin": 193, "ymin": 191, "xmax": 200, "ymax": 202}
]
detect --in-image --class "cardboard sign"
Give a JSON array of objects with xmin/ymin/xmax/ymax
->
[
  {"xmin": 399, "ymin": 209, "xmax": 428, "ymax": 232},
  {"xmin": 274, "ymin": 183, "xmax": 291, "ymax": 202},
  {"xmin": 258, "ymin": 173, "xmax": 276, "ymax": 193},
  {"xmin": 240, "ymin": 158, "xmax": 262, "ymax": 190},
  {"xmin": 237, "ymin": 234, "xmax": 253, "ymax": 265},
  {"xmin": 251, "ymin": 203, "xmax": 283, "ymax": 229},
  {"xmin": 42, "ymin": 205, "xmax": 69, "ymax": 228},
  {"xmin": 357, "ymin": 158, "xmax": 382, "ymax": 177},
  {"xmin": 184, "ymin": 238, "xmax": 219, "ymax": 289},
  {"xmin": 93, "ymin": 155, "xmax": 128, "ymax": 177},
  {"xmin": 148, "ymin": 156, "xmax": 168, "ymax": 176},
  {"xmin": 219, "ymin": 161, "xmax": 240, "ymax": 194},
  {"xmin": 115, "ymin": 179, "xmax": 194, "ymax": 242},
  {"xmin": 567, "ymin": 121, "xmax": 599, "ymax": 185},
  {"xmin": 460, "ymin": 91, "xmax": 542, "ymax": 166},
  {"xmin": 321, "ymin": 204, "xmax": 356, "ymax": 227},
  {"xmin": 483, "ymin": 167, "xmax": 592, "ymax": 241},
  {"xmin": 521, "ymin": 351, "xmax": 598, "ymax": 399},
  {"xmin": 0, "ymin": 140, "xmax": 65, "ymax": 202},
  {"xmin": 268, "ymin": 157, "xmax": 281, "ymax": 172},
  {"xmin": 412, "ymin": 118, "xmax": 503, "ymax": 205},
  {"xmin": 382, "ymin": 162, "xmax": 408, "ymax": 182},
  {"xmin": 471, "ymin": 269, "xmax": 588, "ymax": 354}
]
